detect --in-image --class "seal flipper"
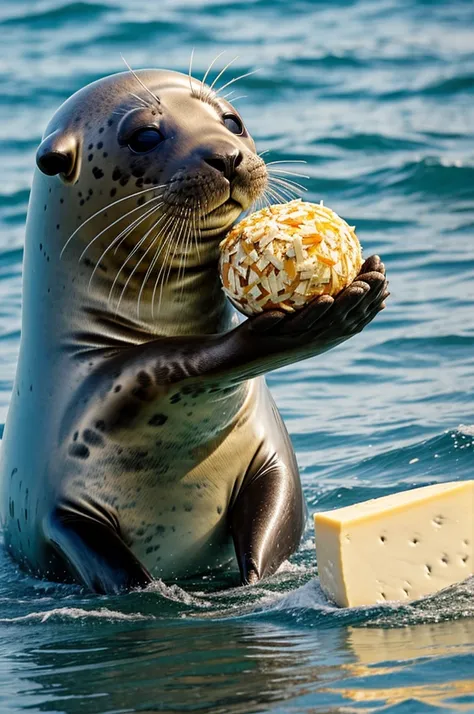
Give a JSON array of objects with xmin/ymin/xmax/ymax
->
[
  {"xmin": 230, "ymin": 453, "xmax": 306, "ymax": 584},
  {"xmin": 45, "ymin": 506, "xmax": 152, "ymax": 594}
]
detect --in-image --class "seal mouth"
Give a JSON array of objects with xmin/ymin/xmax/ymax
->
[
  {"xmin": 199, "ymin": 198, "xmax": 242, "ymax": 236},
  {"xmin": 204, "ymin": 198, "xmax": 241, "ymax": 219}
]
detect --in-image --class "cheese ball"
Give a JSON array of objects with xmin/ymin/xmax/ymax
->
[{"xmin": 219, "ymin": 199, "xmax": 362, "ymax": 316}]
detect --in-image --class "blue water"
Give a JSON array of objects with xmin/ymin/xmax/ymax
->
[{"xmin": 1, "ymin": 0, "xmax": 474, "ymax": 711}]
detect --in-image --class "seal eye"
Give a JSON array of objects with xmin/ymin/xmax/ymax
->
[
  {"xmin": 127, "ymin": 128, "xmax": 164, "ymax": 154},
  {"xmin": 223, "ymin": 114, "xmax": 244, "ymax": 136}
]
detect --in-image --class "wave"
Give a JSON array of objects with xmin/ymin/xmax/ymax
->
[
  {"xmin": 311, "ymin": 157, "xmax": 474, "ymax": 203},
  {"xmin": 313, "ymin": 429, "xmax": 474, "ymax": 493},
  {"xmin": 0, "ymin": 190, "xmax": 29, "ymax": 209},
  {"xmin": 422, "ymin": 73, "xmax": 474, "ymax": 97},
  {"xmin": 84, "ymin": 20, "xmax": 201, "ymax": 47},
  {"xmin": 314, "ymin": 133, "xmax": 430, "ymax": 153},
  {"xmin": 2, "ymin": 2, "xmax": 110, "ymax": 28}
]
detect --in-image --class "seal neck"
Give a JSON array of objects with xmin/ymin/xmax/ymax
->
[
  {"xmin": 22, "ymin": 175, "xmax": 239, "ymax": 350},
  {"xmin": 82, "ymin": 257, "xmax": 237, "ymax": 342},
  {"xmin": 22, "ymin": 220, "xmax": 236, "ymax": 352}
]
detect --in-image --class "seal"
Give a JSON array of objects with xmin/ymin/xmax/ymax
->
[{"xmin": 0, "ymin": 67, "xmax": 388, "ymax": 593}]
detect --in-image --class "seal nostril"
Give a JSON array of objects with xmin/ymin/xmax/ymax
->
[
  {"xmin": 204, "ymin": 157, "xmax": 228, "ymax": 176},
  {"xmin": 204, "ymin": 150, "xmax": 243, "ymax": 181},
  {"xmin": 233, "ymin": 150, "xmax": 243, "ymax": 169}
]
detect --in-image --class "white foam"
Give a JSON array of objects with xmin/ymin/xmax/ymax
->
[
  {"xmin": 0, "ymin": 607, "xmax": 154, "ymax": 623},
  {"xmin": 268, "ymin": 578, "xmax": 339, "ymax": 612},
  {"xmin": 457, "ymin": 423, "xmax": 474, "ymax": 436},
  {"xmin": 143, "ymin": 579, "xmax": 211, "ymax": 608}
]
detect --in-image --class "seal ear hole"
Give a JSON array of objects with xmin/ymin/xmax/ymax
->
[
  {"xmin": 37, "ymin": 150, "xmax": 74, "ymax": 177},
  {"xmin": 36, "ymin": 130, "xmax": 78, "ymax": 178}
]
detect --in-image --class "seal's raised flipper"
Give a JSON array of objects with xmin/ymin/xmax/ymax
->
[
  {"xmin": 230, "ymin": 452, "xmax": 306, "ymax": 584},
  {"xmin": 120, "ymin": 256, "xmax": 388, "ymax": 393},
  {"xmin": 45, "ymin": 506, "xmax": 152, "ymax": 594}
]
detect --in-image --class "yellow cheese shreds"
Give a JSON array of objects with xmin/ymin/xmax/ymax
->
[{"xmin": 219, "ymin": 199, "xmax": 362, "ymax": 316}]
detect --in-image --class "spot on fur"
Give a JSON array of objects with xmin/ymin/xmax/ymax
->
[
  {"xmin": 68, "ymin": 443, "xmax": 90, "ymax": 460},
  {"xmin": 148, "ymin": 413, "xmax": 168, "ymax": 427},
  {"xmin": 83, "ymin": 429, "xmax": 104, "ymax": 448}
]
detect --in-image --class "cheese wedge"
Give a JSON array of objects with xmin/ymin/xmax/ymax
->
[{"xmin": 314, "ymin": 480, "xmax": 474, "ymax": 608}]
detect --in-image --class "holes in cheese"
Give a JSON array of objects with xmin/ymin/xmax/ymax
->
[{"xmin": 313, "ymin": 480, "xmax": 474, "ymax": 608}]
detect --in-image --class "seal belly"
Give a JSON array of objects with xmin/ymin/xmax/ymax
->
[
  {"xmin": 58, "ymin": 378, "xmax": 265, "ymax": 581},
  {"xmin": 122, "ymin": 478, "xmax": 238, "ymax": 579}
]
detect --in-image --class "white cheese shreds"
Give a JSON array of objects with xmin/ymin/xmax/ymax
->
[{"xmin": 219, "ymin": 199, "xmax": 362, "ymax": 316}]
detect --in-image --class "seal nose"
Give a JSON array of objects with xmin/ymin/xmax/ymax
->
[{"xmin": 204, "ymin": 149, "xmax": 243, "ymax": 181}]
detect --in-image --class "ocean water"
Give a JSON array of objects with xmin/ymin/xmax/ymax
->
[{"xmin": 1, "ymin": 0, "xmax": 474, "ymax": 712}]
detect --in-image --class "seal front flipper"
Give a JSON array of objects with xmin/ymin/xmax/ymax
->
[
  {"xmin": 238, "ymin": 256, "xmax": 389, "ymax": 372},
  {"xmin": 127, "ymin": 256, "xmax": 388, "ymax": 390},
  {"xmin": 44, "ymin": 504, "xmax": 152, "ymax": 594},
  {"xmin": 230, "ymin": 452, "xmax": 306, "ymax": 584}
]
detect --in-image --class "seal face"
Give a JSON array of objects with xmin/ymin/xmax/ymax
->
[{"xmin": 0, "ymin": 68, "xmax": 388, "ymax": 593}]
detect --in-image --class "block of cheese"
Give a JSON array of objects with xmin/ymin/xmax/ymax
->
[{"xmin": 314, "ymin": 480, "xmax": 474, "ymax": 608}]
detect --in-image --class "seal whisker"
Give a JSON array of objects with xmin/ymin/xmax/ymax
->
[
  {"xmin": 180, "ymin": 216, "xmax": 194, "ymax": 298},
  {"xmin": 267, "ymin": 182, "xmax": 299, "ymax": 203},
  {"xmin": 87, "ymin": 202, "xmax": 165, "ymax": 291},
  {"xmin": 264, "ymin": 185, "xmax": 290, "ymax": 205},
  {"xmin": 136, "ymin": 214, "xmax": 172, "ymax": 318},
  {"xmin": 265, "ymin": 160, "xmax": 308, "ymax": 166},
  {"xmin": 268, "ymin": 175, "xmax": 308, "ymax": 194},
  {"xmin": 111, "ymin": 109, "xmax": 134, "ymax": 116},
  {"xmin": 129, "ymin": 91, "xmax": 151, "ymax": 109},
  {"xmin": 114, "ymin": 233, "xmax": 160, "ymax": 315},
  {"xmin": 112, "ymin": 201, "xmax": 165, "ymax": 255},
  {"xmin": 162, "ymin": 215, "xmax": 184, "ymax": 303},
  {"xmin": 149, "ymin": 204, "xmax": 184, "ymax": 305},
  {"xmin": 149, "ymin": 210, "xmax": 181, "ymax": 316},
  {"xmin": 262, "ymin": 185, "xmax": 284, "ymax": 203},
  {"xmin": 206, "ymin": 56, "xmax": 239, "ymax": 99},
  {"xmin": 109, "ymin": 207, "xmax": 170, "ymax": 300},
  {"xmin": 121, "ymin": 55, "xmax": 161, "ymax": 109},
  {"xmin": 257, "ymin": 189, "xmax": 272, "ymax": 210},
  {"xmin": 79, "ymin": 195, "xmax": 164, "ymax": 262},
  {"xmin": 193, "ymin": 201, "xmax": 201, "ymax": 263},
  {"xmin": 136, "ymin": 206, "xmax": 177, "ymax": 317},
  {"xmin": 200, "ymin": 51, "xmax": 227, "ymax": 101},
  {"xmin": 164, "ymin": 205, "xmax": 185, "ymax": 282},
  {"xmin": 134, "ymin": 232, "xmax": 162, "ymax": 319},
  {"xmin": 177, "ymin": 205, "xmax": 193, "ymax": 289},
  {"xmin": 268, "ymin": 176, "xmax": 307, "ymax": 196},
  {"xmin": 188, "ymin": 47, "xmax": 196, "ymax": 97},
  {"xmin": 267, "ymin": 168, "xmax": 310, "ymax": 180},
  {"xmin": 60, "ymin": 185, "xmax": 166, "ymax": 258},
  {"xmin": 112, "ymin": 209, "xmax": 172, "ymax": 313},
  {"xmin": 213, "ymin": 69, "xmax": 259, "ymax": 97},
  {"xmin": 258, "ymin": 149, "xmax": 272, "ymax": 157},
  {"xmin": 175, "ymin": 214, "xmax": 189, "ymax": 294},
  {"xmin": 174, "ymin": 202, "xmax": 188, "ymax": 282},
  {"xmin": 152, "ymin": 211, "xmax": 183, "ymax": 318},
  {"xmin": 153, "ymin": 233, "xmax": 178, "ymax": 318}
]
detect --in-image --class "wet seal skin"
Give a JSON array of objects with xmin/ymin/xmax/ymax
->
[{"xmin": 0, "ymin": 67, "xmax": 388, "ymax": 593}]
